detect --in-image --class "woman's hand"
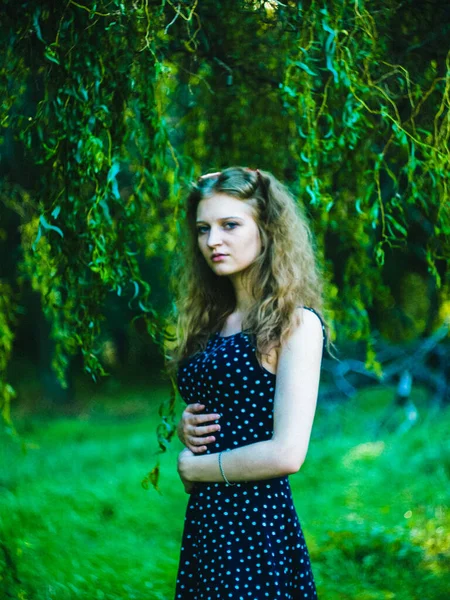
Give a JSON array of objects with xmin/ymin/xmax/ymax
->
[
  {"xmin": 177, "ymin": 403, "xmax": 221, "ymax": 453},
  {"xmin": 177, "ymin": 447, "xmax": 196, "ymax": 494}
]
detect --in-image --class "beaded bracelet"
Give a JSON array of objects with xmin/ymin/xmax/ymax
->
[{"xmin": 218, "ymin": 449, "xmax": 236, "ymax": 486}]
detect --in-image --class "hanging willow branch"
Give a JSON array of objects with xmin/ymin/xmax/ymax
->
[
  {"xmin": 276, "ymin": 1, "xmax": 449, "ymax": 370},
  {"xmin": 1, "ymin": 0, "xmax": 449, "ymax": 489},
  {"xmin": 0, "ymin": 0, "xmax": 197, "ymax": 456}
]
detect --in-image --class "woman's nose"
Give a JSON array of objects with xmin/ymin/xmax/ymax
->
[{"xmin": 207, "ymin": 227, "xmax": 223, "ymax": 247}]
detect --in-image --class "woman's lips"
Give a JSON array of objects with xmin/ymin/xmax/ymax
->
[{"xmin": 212, "ymin": 254, "xmax": 228, "ymax": 262}]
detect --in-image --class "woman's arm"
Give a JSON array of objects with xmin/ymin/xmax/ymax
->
[{"xmin": 177, "ymin": 308, "xmax": 324, "ymax": 483}]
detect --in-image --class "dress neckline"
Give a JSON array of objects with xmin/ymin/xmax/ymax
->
[{"xmin": 216, "ymin": 331, "xmax": 245, "ymax": 339}]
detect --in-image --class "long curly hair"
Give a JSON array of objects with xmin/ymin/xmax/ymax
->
[{"xmin": 166, "ymin": 166, "xmax": 330, "ymax": 375}]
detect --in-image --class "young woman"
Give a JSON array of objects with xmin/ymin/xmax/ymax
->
[{"xmin": 168, "ymin": 166, "xmax": 329, "ymax": 599}]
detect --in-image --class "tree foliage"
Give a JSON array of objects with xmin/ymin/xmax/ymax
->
[{"xmin": 1, "ymin": 1, "xmax": 449, "ymax": 457}]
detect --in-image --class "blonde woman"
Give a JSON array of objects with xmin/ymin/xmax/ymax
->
[{"xmin": 169, "ymin": 167, "xmax": 328, "ymax": 599}]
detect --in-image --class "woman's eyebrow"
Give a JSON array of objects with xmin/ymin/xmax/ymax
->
[{"xmin": 196, "ymin": 216, "xmax": 244, "ymax": 224}]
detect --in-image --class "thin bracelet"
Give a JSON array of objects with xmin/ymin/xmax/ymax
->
[{"xmin": 218, "ymin": 450, "xmax": 236, "ymax": 486}]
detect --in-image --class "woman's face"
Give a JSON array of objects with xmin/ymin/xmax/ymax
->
[{"xmin": 196, "ymin": 193, "xmax": 263, "ymax": 277}]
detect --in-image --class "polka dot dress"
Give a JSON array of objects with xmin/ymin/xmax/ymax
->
[{"xmin": 174, "ymin": 307, "xmax": 325, "ymax": 599}]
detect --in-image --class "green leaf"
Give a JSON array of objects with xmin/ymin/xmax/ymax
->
[
  {"xmin": 107, "ymin": 162, "xmax": 121, "ymax": 199},
  {"xmin": 32, "ymin": 8, "xmax": 46, "ymax": 43},
  {"xmin": 386, "ymin": 214, "xmax": 407, "ymax": 237},
  {"xmin": 322, "ymin": 21, "xmax": 339, "ymax": 83},
  {"xmin": 295, "ymin": 61, "xmax": 318, "ymax": 76},
  {"xmin": 375, "ymin": 243, "xmax": 385, "ymax": 266},
  {"xmin": 39, "ymin": 215, "xmax": 64, "ymax": 238},
  {"xmin": 44, "ymin": 45, "xmax": 60, "ymax": 65},
  {"xmin": 32, "ymin": 225, "xmax": 42, "ymax": 251},
  {"xmin": 128, "ymin": 281, "xmax": 139, "ymax": 309}
]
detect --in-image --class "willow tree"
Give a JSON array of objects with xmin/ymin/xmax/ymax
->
[
  {"xmin": 0, "ymin": 0, "xmax": 186, "ymax": 436},
  {"xmin": 1, "ymin": 1, "xmax": 449, "ymax": 464},
  {"xmin": 163, "ymin": 0, "xmax": 450, "ymax": 348}
]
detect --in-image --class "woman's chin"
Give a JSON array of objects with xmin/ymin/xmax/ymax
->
[{"xmin": 212, "ymin": 266, "xmax": 231, "ymax": 276}]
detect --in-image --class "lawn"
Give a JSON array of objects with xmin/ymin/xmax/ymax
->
[{"xmin": 1, "ymin": 379, "xmax": 449, "ymax": 600}]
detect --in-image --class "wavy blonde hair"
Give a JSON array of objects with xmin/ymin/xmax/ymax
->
[{"xmin": 166, "ymin": 166, "xmax": 329, "ymax": 375}]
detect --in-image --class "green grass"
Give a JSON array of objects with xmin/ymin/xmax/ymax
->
[{"xmin": 1, "ymin": 382, "xmax": 449, "ymax": 600}]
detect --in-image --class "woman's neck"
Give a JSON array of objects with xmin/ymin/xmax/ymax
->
[{"xmin": 229, "ymin": 274, "xmax": 255, "ymax": 315}]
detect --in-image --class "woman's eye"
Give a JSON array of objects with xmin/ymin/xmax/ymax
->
[{"xmin": 197, "ymin": 222, "xmax": 239, "ymax": 235}]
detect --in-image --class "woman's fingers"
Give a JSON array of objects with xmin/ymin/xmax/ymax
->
[
  {"xmin": 184, "ymin": 403, "xmax": 206, "ymax": 414},
  {"xmin": 192, "ymin": 413, "xmax": 221, "ymax": 425},
  {"xmin": 191, "ymin": 423, "xmax": 221, "ymax": 436},
  {"xmin": 186, "ymin": 429, "xmax": 220, "ymax": 453},
  {"xmin": 190, "ymin": 433, "xmax": 216, "ymax": 444},
  {"xmin": 181, "ymin": 404, "xmax": 221, "ymax": 452},
  {"xmin": 187, "ymin": 442, "xmax": 208, "ymax": 454},
  {"xmin": 184, "ymin": 403, "xmax": 221, "ymax": 424}
]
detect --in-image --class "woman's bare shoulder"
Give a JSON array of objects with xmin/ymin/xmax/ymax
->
[
  {"xmin": 274, "ymin": 307, "xmax": 324, "ymax": 361},
  {"xmin": 259, "ymin": 308, "xmax": 323, "ymax": 375}
]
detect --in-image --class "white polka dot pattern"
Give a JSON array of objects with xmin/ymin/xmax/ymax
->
[{"xmin": 174, "ymin": 308, "xmax": 324, "ymax": 599}]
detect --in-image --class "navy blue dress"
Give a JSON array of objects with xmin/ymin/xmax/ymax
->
[{"xmin": 174, "ymin": 308, "xmax": 325, "ymax": 599}]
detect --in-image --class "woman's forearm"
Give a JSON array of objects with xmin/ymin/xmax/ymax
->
[{"xmin": 179, "ymin": 439, "xmax": 299, "ymax": 484}]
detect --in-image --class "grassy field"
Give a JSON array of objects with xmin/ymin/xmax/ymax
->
[{"xmin": 1, "ymin": 379, "xmax": 449, "ymax": 600}]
